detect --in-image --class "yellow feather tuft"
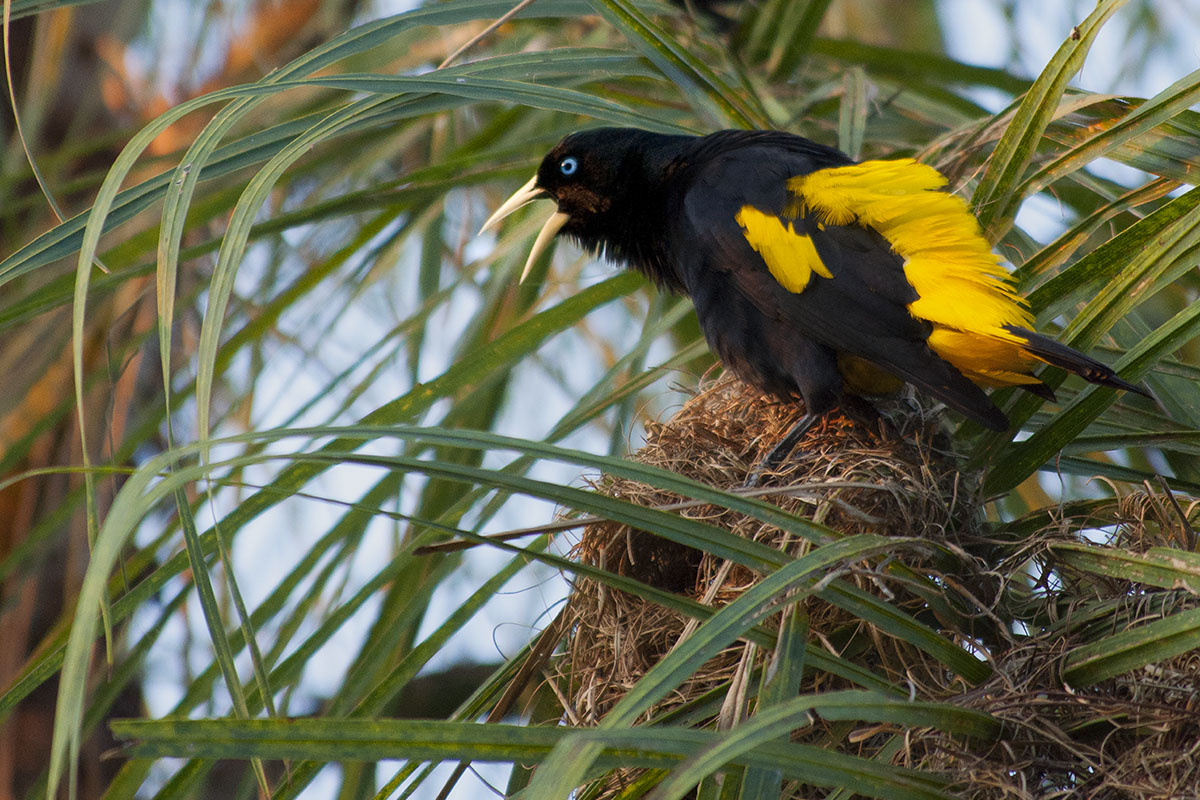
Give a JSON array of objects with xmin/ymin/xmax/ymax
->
[
  {"xmin": 735, "ymin": 206, "xmax": 832, "ymax": 293},
  {"xmin": 927, "ymin": 328, "xmax": 1040, "ymax": 386},
  {"xmin": 788, "ymin": 159, "xmax": 948, "ymax": 225},
  {"xmin": 790, "ymin": 159, "xmax": 1038, "ymax": 380},
  {"xmin": 837, "ymin": 353, "xmax": 904, "ymax": 395}
]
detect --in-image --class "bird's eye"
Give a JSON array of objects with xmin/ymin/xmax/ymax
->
[{"xmin": 559, "ymin": 157, "xmax": 578, "ymax": 176}]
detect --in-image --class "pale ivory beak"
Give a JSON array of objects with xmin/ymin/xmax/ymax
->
[
  {"xmin": 480, "ymin": 174, "xmax": 569, "ymax": 282},
  {"xmin": 520, "ymin": 211, "xmax": 568, "ymax": 282}
]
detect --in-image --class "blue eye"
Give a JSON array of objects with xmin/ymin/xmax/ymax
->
[{"xmin": 559, "ymin": 157, "xmax": 578, "ymax": 176}]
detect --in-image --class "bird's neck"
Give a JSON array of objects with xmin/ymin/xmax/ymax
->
[{"xmin": 579, "ymin": 136, "xmax": 691, "ymax": 292}]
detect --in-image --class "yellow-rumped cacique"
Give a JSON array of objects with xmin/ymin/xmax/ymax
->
[{"xmin": 481, "ymin": 128, "xmax": 1149, "ymax": 454}]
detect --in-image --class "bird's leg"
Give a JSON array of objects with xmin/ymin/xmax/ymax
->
[
  {"xmin": 745, "ymin": 344, "xmax": 840, "ymax": 486},
  {"xmin": 764, "ymin": 411, "xmax": 821, "ymax": 469},
  {"xmin": 744, "ymin": 410, "xmax": 821, "ymax": 487}
]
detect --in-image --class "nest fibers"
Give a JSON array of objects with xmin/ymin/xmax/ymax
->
[{"xmin": 543, "ymin": 373, "xmax": 1200, "ymax": 799}]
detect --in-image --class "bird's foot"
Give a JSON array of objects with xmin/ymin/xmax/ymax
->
[{"xmin": 743, "ymin": 411, "xmax": 820, "ymax": 487}]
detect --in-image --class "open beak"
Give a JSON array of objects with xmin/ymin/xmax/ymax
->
[{"xmin": 480, "ymin": 175, "xmax": 569, "ymax": 282}]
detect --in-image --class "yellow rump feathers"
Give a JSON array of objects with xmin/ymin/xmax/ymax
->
[
  {"xmin": 787, "ymin": 159, "xmax": 1040, "ymax": 387},
  {"xmin": 735, "ymin": 206, "xmax": 832, "ymax": 292}
]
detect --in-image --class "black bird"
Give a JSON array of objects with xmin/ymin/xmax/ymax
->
[{"xmin": 481, "ymin": 128, "xmax": 1148, "ymax": 461}]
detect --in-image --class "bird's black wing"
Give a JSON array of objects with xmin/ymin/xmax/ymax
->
[{"xmin": 671, "ymin": 143, "xmax": 1008, "ymax": 431}]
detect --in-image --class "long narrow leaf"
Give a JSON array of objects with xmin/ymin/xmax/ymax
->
[{"xmin": 971, "ymin": 0, "xmax": 1128, "ymax": 238}]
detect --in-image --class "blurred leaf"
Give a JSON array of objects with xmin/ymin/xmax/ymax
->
[
  {"xmin": 586, "ymin": 0, "xmax": 767, "ymax": 128},
  {"xmin": 972, "ymin": 0, "xmax": 1129, "ymax": 238},
  {"xmin": 649, "ymin": 690, "xmax": 997, "ymax": 800},
  {"xmin": 113, "ymin": 717, "xmax": 955, "ymax": 800}
]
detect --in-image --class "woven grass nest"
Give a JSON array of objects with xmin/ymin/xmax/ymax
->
[{"xmin": 543, "ymin": 373, "xmax": 1200, "ymax": 799}]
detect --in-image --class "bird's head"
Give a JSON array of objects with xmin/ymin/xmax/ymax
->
[{"xmin": 480, "ymin": 128, "xmax": 685, "ymax": 280}]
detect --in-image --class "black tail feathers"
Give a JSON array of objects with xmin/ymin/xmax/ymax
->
[
  {"xmin": 1006, "ymin": 326, "xmax": 1152, "ymax": 399},
  {"xmin": 1019, "ymin": 380, "xmax": 1058, "ymax": 403}
]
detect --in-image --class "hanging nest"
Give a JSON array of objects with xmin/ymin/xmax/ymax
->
[
  {"xmin": 547, "ymin": 373, "xmax": 989, "ymax": 795},
  {"xmin": 537, "ymin": 373, "xmax": 1200, "ymax": 799}
]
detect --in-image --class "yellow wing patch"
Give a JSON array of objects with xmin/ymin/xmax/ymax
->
[
  {"xmin": 735, "ymin": 206, "xmax": 832, "ymax": 293},
  {"xmin": 788, "ymin": 159, "xmax": 1040, "ymax": 383},
  {"xmin": 788, "ymin": 159, "xmax": 1033, "ymax": 332}
]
